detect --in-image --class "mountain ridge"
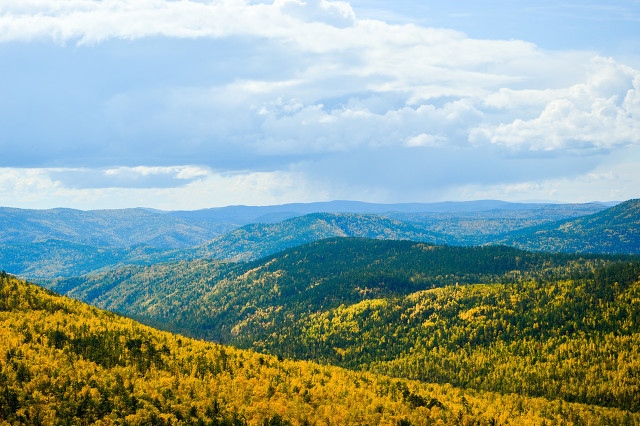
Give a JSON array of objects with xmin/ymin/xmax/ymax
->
[{"xmin": 493, "ymin": 198, "xmax": 640, "ymax": 254}]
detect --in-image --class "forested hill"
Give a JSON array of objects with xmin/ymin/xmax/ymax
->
[
  {"xmin": 0, "ymin": 239, "xmax": 188, "ymax": 279},
  {"xmin": 187, "ymin": 213, "xmax": 445, "ymax": 261},
  {"xmin": 4, "ymin": 275, "xmax": 636, "ymax": 424},
  {"xmin": 494, "ymin": 198, "xmax": 640, "ymax": 254},
  {"xmin": 44, "ymin": 239, "xmax": 640, "ymax": 416},
  {"xmin": 0, "ymin": 213, "xmax": 445, "ymax": 279},
  {"xmin": 0, "ymin": 207, "xmax": 230, "ymax": 248},
  {"xmin": 1, "ymin": 202, "xmax": 628, "ymax": 279},
  {"xmin": 49, "ymin": 237, "xmax": 632, "ymax": 346}
]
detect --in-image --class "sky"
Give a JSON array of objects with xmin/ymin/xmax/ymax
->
[{"xmin": 1, "ymin": 0, "xmax": 640, "ymax": 210}]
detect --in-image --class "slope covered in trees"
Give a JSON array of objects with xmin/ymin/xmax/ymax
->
[
  {"xmin": 3, "ymin": 200, "xmax": 630, "ymax": 279},
  {"xmin": 5, "ymin": 273, "xmax": 636, "ymax": 424},
  {"xmin": 0, "ymin": 239, "xmax": 191, "ymax": 279},
  {"xmin": 49, "ymin": 238, "xmax": 626, "ymax": 341},
  {"xmin": 254, "ymin": 261, "xmax": 640, "ymax": 412},
  {"xmin": 0, "ymin": 207, "xmax": 230, "ymax": 248},
  {"xmin": 494, "ymin": 198, "xmax": 640, "ymax": 254},
  {"xmin": 392, "ymin": 202, "xmax": 609, "ymax": 245},
  {"xmin": 46, "ymin": 238, "xmax": 640, "ymax": 414},
  {"xmin": 187, "ymin": 213, "xmax": 445, "ymax": 261}
]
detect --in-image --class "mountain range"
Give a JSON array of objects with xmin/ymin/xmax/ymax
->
[
  {"xmin": 493, "ymin": 198, "xmax": 640, "ymax": 254},
  {"xmin": 4, "ymin": 199, "xmax": 637, "ymax": 279}
]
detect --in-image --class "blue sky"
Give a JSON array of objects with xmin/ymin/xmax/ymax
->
[{"xmin": 1, "ymin": 0, "xmax": 639, "ymax": 209}]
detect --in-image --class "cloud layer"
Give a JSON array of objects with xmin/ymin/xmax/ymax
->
[{"xmin": 0, "ymin": 0, "xmax": 639, "ymax": 207}]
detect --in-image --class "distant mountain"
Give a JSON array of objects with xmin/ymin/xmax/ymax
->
[
  {"xmin": 3, "ymin": 204, "xmax": 627, "ymax": 279},
  {"xmin": 0, "ymin": 207, "xmax": 230, "ymax": 248},
  {"xmin": 494, "ymin": 198, "xmax": 640, "ymax": 254},
  {"xmin": 167, "ymin": 199, "xmax": 613, "ymax": 225},
  {"xmin": 0, "ymin": 212, "xmax": 446, "ymax": 278},
  {"xmin": 391, "ymin": 202, "xmax": 609, "ymax": 244},
  {"xmin": 0, "ymin": 239, "xmax": 189, "ymax": 279},
  {"xmin": 188, "ymin": 212, "xmax": 446, "ymax": 261}
]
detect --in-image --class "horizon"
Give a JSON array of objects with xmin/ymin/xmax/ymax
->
[
  {"xmin": 0, "ymin": 198, "xmax": 623, "ymax": 213},
  {"xmin": 1, "ymin": 0, "xmax": 639, "ymax": 209}
]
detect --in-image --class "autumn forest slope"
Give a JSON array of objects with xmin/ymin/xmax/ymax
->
[
  {"xmin": 46, "ymin": 238, "xmax": 640, "ymax": 413},
  {"xmin": 5, "ymin": 272, "xmax": 638, "ymax": 424}
]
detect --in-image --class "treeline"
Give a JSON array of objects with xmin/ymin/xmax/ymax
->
[{"xmin": 5, "ymin": 272, "xmax": 638, "ymax": 424}]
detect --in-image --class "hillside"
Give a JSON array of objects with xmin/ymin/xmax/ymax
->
[
  {"xmin": 0, "ymin": 207, "xmax": 230, "ymax": 248},
  {"xmin": 1, "ymin": 202, "xmax": 620, "ymax": 280},
  {"xmin": 256, "ymin": 261, "xmax": 640, "ymax": 412},
  {"xmin": 46, "ymin": 238, "xmax": 640, "ymax": 413},
  {"xmin": 494, "ymin": 198, "xmax": 640, "ymax": 254},
  {"xmin": 0, "ymin": 239, "xmax": 191, "ymax": 279},
  {"xmin": 4, "ymin": 274, "xmax": 636, "ymax": 424},
  {"xmin": 50, "ymin": 238, "xmax": 624, "ymax": 340},
  {"xmin": 188, "ymin": 213, "xmax": 445, "ymax": 261},
  {"xmin": 391, "ymin": 202, "xmax": 609, "ymax": 245},
  {"xmin": 1, "ymin": 213, "xmax": 444, "ymax": 279}
]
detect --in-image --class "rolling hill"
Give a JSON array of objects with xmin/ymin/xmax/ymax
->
[
  {"xmin": 50, "ymin": 238, "xmax": 621, "ymax": 336},
  {"xmin": 391, "ymin": 202, "xmax": 610, "ymax": 245},
  {"xmin": 167, "ymin": 199, "xmax": 613, "ymax": 225},
  {"xmin": 494, "ymin": 198, "xmax": 640, "ymax": 254},
  {"xmin": 46, "ymin": 237, "xmax": 640, "ymax": 413},
  {"xmin": 0, "ymin": 239, "xmax": 191, "ymax": 279},
  {"xmin": 0, "ymin": 207, "xmax": 230, "ymax": 248},
  {"xmin": 1, "ymin": 213, "xmax": 445, "ymax": 279},
  {"xmin": 2, "ymin": 199, "xmax": 636, "ymax": 280},
  {"xmin": 187, "ymin": 212, "xmax": 446, "ymax": 261},
  {"xmin": 4, "ymin": 272, "xmax": 635, "ymax": 424}
]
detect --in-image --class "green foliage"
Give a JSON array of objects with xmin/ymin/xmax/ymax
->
[
  {"xmin": 188, "ymin": 212, "xmax": 444, "ymax": 261},
  {"xmin": 48, "ymin": 238, "xmax": 627, "ymax": 343},
  {"xmin": 389, "ymin": 202, "xmax": 608, "ymax": 245},
  {"xmin": 0, "ymin": 207, "xmax": 229, "ymax": 248},
  {"xmin": 7, "ymin": 199, "xmax": 640, "ymax": 279},
  {"xmin": 0, "ymin": 239, "xmax": 192, "ymax": 279}
]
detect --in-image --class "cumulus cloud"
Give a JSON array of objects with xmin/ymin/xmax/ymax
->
[
  {"xmin": 275, "ymin": 0, "xmax": 355, "ymax": 28},
  {"xmin": 47, "ymin": 166, "xmax": 210, "ymax": 189},
  {"xmin": 0, "ymin": 0, "xmax": 355, "ymax": 44},
  {"xmin": 470, "ymin": 57, "xmax": 640, "ymax": 153}
]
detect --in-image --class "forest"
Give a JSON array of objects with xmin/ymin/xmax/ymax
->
[
  {"xmin": 2, "ymin": 271, "xmax": 639, "ymax": 424},
  {"xmin": 3, "ymin": 199, "xmax": 640, "ymax": 424},
  {"xmin": 43, "ymin": 238, "xmax": 640, "ymax": 417}
]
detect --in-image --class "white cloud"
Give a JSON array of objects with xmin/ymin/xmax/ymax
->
[
  {"xmin": 0, "ymin": 167, "xmax": 323, "ymax": 209},
  {"xmin": 275, "ymin": 0, "xmax": 355, "ymax": 28},
  {"xmin": 470, "ymin": 57, "xmax": 640, "ymax": 153},
  {"xmin": 405, "ymin": 133, "xmax": 444, "ymax": 148},
  {"xmin": 450, "ymin": 161, "xmax": 640, "ymax": 204},
  {"xmin": 47, "ymin": 166, "xmax": 211, "ymax": 189}
]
